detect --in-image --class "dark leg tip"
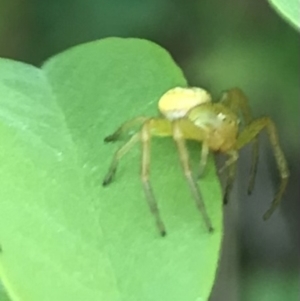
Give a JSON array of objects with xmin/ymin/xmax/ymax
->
[
  {"xmin": 208, "ymin": 226, "xmax": 214, "ymax": 233},
  {"xmin": 263, "ymin": 212, "xmax": 271, "ymax": 221},
  {"xmin": 104, "ymin": 136, "xmax": 112, "ymax": 143},
  {"xmin": 247, "ymin": 187, "xmax": 253, "ymax": 195},
  {"xmin": 102, "ymin": 178, "xmax": 111, "ymax": 186},
  {"xmin": 104, "ymin": 133, "xmax": 119, "ymax": 143},
  {"xmin": 102, "ymin": 168, "xmax": 117, "ymax": 186},
  {"xmin": 160, "ymin": 230, "xmax": 167, "ymax": 237}
]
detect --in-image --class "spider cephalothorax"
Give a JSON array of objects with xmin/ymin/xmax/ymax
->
[{"xmin": 103, "ymin": 87, "xmax": 289, "ymax": 236}]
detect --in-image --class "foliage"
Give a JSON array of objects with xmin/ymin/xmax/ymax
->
[
  {"xmin": 268, "ymin": 0, "xmax": 300, "ymax": 30},
  {"xmin": 0, "ymin": 38, "xmax": 223, "ymax": 301}
]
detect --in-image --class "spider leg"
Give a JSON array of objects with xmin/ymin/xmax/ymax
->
[
  {"xmin": 104, "ymin": 116, "xmax": 148, "ymax": 142},
  {"xmin": 141, "ymin": 122, "xmax": 166, "ymax": 236},
  {"xmin": 197, "ymin": 142, "xmax": 209, "ymax": 179},
  {"xmin": 218, "ymin": 150, "xmax": 238, "ymax": 204},
  {"xmin": 223, "ymin": 160, "xmax": 237, "ymax": 205},
  {"xmin": 236, "ymin": 117, "xmax": 289, "ymax": 219},
  {"xmin": 172, "ymin": 120, "xmax": 213, "ymax": 232},
  {"xmin": 221, "ymin": 88, "xmax": 258, "ymax": 194},
  {"xmin": 219, "ymin": 150, "xmax": 238, "ymax": 174},
  {"xmin": 103, "ymin": 133, "xmax": 140, "ymax": 185}
]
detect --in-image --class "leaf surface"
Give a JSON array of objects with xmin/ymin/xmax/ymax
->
[{"xmin": 0, "ymin": 38, "xmax": 223, "ymax": 301}]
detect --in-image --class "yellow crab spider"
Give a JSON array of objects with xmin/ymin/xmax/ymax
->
[{"xmin": 103, "ymin": 87, "xmax": 289, "ymax": 236}]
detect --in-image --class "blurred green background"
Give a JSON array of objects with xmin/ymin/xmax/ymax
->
[{"xmin": 0, "ymin": 0, "xmax": 299, "ymax": 300}]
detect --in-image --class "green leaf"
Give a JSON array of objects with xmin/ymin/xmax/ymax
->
[
  {"xmin": 0, "ymin": 38, "xmax": 223, "ymax": 301},
  {"xmin": 268, "ymin": 0, "xmax": 300, "ymax": 31},
  {"xmin": 0, "ymin": 282, "xmax": 11, "ymax": 301}
]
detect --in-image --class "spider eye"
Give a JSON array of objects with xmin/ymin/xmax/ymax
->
[{"xmin": 217, "ymin": 112, "xmax": 227, "ymax": 121}]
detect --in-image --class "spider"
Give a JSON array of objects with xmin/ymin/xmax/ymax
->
[{"xmin": 103, "ymin": 87, "xmax": 289, "ymax": 236}]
